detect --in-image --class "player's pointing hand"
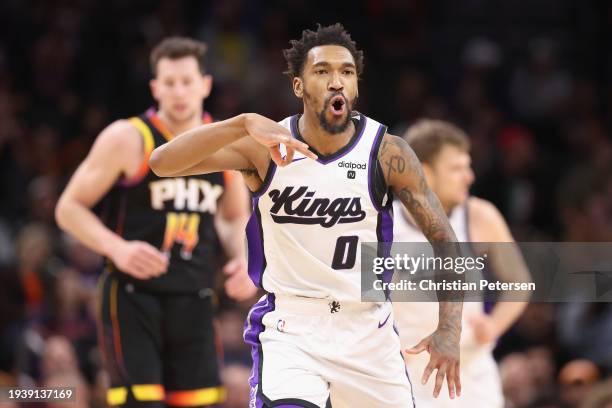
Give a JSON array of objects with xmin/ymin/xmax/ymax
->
[
  {"xmin": 244, "ymin": 113, "xmax": 317, "ymax": 166},
  {"xmin": 405, "ymin": 329, "xmax": 462, "ymax": 400}
]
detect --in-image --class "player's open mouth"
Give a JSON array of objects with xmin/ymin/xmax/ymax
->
[{"xmin": 329, "ymin": 95, "xmax": 346, "ymax": 116}]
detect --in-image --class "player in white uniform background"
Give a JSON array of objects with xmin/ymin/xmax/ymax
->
[
  {"xmin": 393, "ymin": 120, "xmax": 530, "ymax": 408},
  {"xmin": 150, "ymin": 24, "xmax": 464, "ymax": 408}
]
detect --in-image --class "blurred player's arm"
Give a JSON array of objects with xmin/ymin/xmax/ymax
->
[
  {"xmin": 149, "ymin": 113, "xmax": 316, "ymax": 187},
  {"xmin": 468, "ymin": 198, "xmax": 530, "ymax": 344},
  {"xmin": 378, "ymin": 133, "xmax": 462, "ymax": 399},
  {"xmin": 55, "ymin": 121, "xmax": 168, "ymax": 279},
  {"xmin": 215, "ymin": 172, "xmax": 257, "ymax": 300}
]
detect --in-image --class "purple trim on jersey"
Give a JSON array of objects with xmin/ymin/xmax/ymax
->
[
  {"xmin": 252, "ymin": 161, "xmax": 277, "ymax": 198},
  {"xmin": 246, "ymin": 198, "xmax": 265, "ymax": 288},
  {"xmin": 290, "ymin": 114, "xmax": 368, "ymax": 165},
  {"xmin": 367, "ymin": 123, "xmax": 388, "ymax": 211},
  {"xmin": 244, "ymin": 294, "xmax": 276, "ymax": 408},
  {"xmin": 379, "ymin": 205, "xmax": 395, "ymax": 284}
]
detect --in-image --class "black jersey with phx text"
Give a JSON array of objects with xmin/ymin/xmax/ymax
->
[{"xmin": 101, "ymin": 109, "xmax": 227, "ymax": 293}]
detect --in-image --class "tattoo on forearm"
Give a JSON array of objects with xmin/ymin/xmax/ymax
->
[{"xmin": 438, "ymin": 301, "xmax": 462, "ymax": 330}]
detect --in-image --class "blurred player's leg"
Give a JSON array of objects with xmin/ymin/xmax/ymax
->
[
  {"xmin": 163, "ymin": 291, "xmax": 225, "ymax": 407},
  {"xmin": 98, "ymin": 272, "xmax": 165, "ymax": 407}
]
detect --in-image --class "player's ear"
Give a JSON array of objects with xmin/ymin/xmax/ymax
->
[
  {"xmin": 150, "ymin": 79, "xmax": 159, "ymax": 100},
  {"xmin": 293, "ymin": 77, "xmax": 303, "ymax": 98},
  {"xmin": 201, "ymin": 74, "xmax": 213, "ymax": 98}
]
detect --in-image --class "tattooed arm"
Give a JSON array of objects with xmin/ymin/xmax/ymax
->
[{"xmin": 378, "ymin": 133, "xmax": 463, "ymax": 399}]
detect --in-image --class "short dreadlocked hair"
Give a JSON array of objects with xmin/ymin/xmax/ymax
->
[{"xmin": 283, "ymin": 23, "xmax": 364, "ymax": 79}]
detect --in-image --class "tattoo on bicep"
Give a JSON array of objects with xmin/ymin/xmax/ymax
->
[{"xmin": 384, "ymin": 155, "xmax": 406, "ymax": 182}]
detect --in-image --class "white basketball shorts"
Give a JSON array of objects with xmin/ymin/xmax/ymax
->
[{"xmin": 244, "ymin": 294, "xmax": 415, "ymax": 408}]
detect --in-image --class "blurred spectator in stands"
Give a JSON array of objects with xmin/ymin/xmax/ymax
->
[
  {"xmin": 500, "ymin": 347, "xmax": 560, "ymax": 407},
  {"xmin": 27, "ymin": 176, "xmax": 59, "ymax": 226},
  {"xmin": 563, "ymin": 118, "xmax": 612, "ymax": 169},
  {"xmin": 91, "ymin": 370, "xmax": 110, "ymax": 408},
  {"xmin": 27, "ymin": 124, "xmax": 62, "ymax": 178},
  {"xmin": 462, "ymin": 38, "xmax": 503, "ymax": 102},
  {"xmin": 44, "ymin": 372, "xmax": 90, "ymax": 408},
  {"xmin": 496, "ymin": 125, "xmax": 538, "ymax": 230},
  {"xmin": 0, "ymin": 264, "xmax": 25, "ymax": 374},
  {"xmin": 0, "ymin": 370, "xmax": 18, "ymax": 408},
  {"xmin": 61, "ymin": 234, "xmax": 102, "ymax": 282},
  {"xmin": 16, "ymin": 223, "xmax": 59, "ymax": 319},
  {"xmin": 558, "ymin": 359, "xmax": 601, "ymax": 407},
  {"xmin": 41, "ymin": 337, "xmax": 90, "ymax": 408},
  {"xmin": 217, "ymin": 309, "xmax": 251, "ymax": 366},
  {"xmin": 392, "ymin": 69, "xmax": 432, "ymax": 134},
  {"xmin": 500, "ymin": 352, "xmax": 539, "ymax": 407},
  {"xmin": 198, "ymin": 0, "xmax": 262, "ymax": 89},
  {"xmin": 41, "ymin": 336, "xmax": 79, "ymax": 378},
  {"xmin": 510, "ymin": 38, "xmax": 572, "ymax": 122},
  {"xmin": 580, "ymin": 378, "xmax": 612, "ymax": 408},
  {"xmin": 558, "ymin": 165, "xmax": 612, "ymax": 242},
  {"xmin": 0, "ymin": 88, "xmax": 28, "ymax": 222},
  {"xmin": 527, "ymin": 347, "xmax": 556, "ymax": 392},
  {"xmin": 558, "ymin": 303, "xmax": 612, "ymax": 374},
  {"xmin": 221, "ymin": 364, "xmax": 251, "ymax": 408},
  {"xmin": 495, "ymin": 303, "xmax": 557, "ymax": 360}
]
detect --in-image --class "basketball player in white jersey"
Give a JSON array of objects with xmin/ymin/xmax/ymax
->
[
  {"xmin": 393, "ymin": 120, "xmax": 529, "ymax": 407},
  {"xmin": 150, "ymin": 24, "xmax": 463, "ymax": 408}
]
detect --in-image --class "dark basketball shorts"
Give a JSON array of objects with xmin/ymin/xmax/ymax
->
[{"xmin": 97, "ymin": 271, "xmax": 224, "ymax": 407}]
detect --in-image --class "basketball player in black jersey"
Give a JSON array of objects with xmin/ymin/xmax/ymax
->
[{"xmin": 56, "ymin": 37, "xmax": 256, "ymax": 407}]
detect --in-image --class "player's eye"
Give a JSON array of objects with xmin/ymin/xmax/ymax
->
[
  {"xmin": 343, "ymin": 69, "xmax": 355, "ymax": 75},
  {"xmin": 315, "ymin": 69, "xmax": 327, "ymax": 75},
  {"xmin": 164, "ymin": 80, "xmax": 174, "ymax": 87},
  {"xmin": 182, "ymin": 79, "xmax": 192, "ymax": 86}
]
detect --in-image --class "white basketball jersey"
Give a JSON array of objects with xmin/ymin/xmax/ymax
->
[
  {"xmin": 392, "ymin": 199, "xmax": 489, "ymax": 359},
  {"xmin": 245, "ymin": 112, "xmax": 392, "ymax": 302}
]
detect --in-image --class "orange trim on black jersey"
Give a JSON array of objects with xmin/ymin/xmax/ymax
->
[
  {"xmin": 146, "ymin": 109, "xmax": 214, "ymax": 142},
  {"xmin": 166, "ymin": 387, "xmax": 226, "ymax": 406},
  {"xmin": 120, "ymin": 117, "xmax": 155, "ymax": 187},
  {"xmin": 109, "ymin": 279, "xmax": 125, "ymax": 372},
  {"xmin": 222, "ymin": 170, "xmax": 234, "ymax": 186},
  {"xmin": 95, "ymin": 274, "xmax": 108, "ymax": 369},
  {"xmin": 147, "ymin": 112, "xmax": 174, "ymax": 141}
]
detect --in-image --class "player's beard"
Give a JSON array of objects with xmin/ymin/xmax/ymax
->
[{"xmin": 305, "ymin": 90, "xmax": 356, "ymax": 135}]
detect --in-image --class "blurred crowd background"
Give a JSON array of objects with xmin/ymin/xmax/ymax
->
[{"xmin": 0, "ymin": 0, "xmax": 611, "ymax": 407}]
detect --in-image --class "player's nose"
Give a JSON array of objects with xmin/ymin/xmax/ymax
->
[
  {"xmin": 173, "ymin": 83, "xmax": 189, "ymax": 97},
  {"xmin": 328, "ymin": 72, "xmax": 343, "ymax": 91}
]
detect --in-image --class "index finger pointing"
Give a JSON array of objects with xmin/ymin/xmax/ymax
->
[{"xmin": 286, "ymin": 139, "xmax": 317, "ymax": 160}]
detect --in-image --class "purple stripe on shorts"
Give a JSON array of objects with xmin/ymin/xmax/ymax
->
[
  {"xmin": 246, "ymin": 198, "xmax": 265, "ymax": 288},
  {"xmin": 244, "ymin": 294, "xmax": 276, "ymax": 408},
  {"xmin": 394, "ymin": 324, "xmax": 416, "ymax": 408}
]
